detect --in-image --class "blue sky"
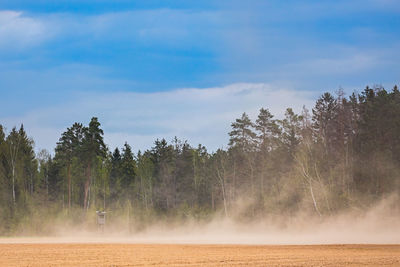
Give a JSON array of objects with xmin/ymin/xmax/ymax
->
[{"xmin": 1, "ymin": 0, "xmax": 399, "ymax": 152}]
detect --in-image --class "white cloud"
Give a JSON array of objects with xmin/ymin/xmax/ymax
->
[
  {"xmin": 0, "ymin": 11, "xmax": 48, "ymax": 49},
  {"xmin": 285, "ymin": 54, "xmax": 378, "ymax": 76},
  {"xmin": 1, "ymin": 83, "xmax": 315, "ymax": 154},
  {"xmin": 0, "ymin": 8, "xmax": 218, "ymax": 52}
]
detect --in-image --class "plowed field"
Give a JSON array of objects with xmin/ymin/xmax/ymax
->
[{"xmin": 0, "ymin": 243, "xmax": 399, "ymax": 266}]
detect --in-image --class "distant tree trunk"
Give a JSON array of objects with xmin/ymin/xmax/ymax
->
[
  {"xmin": 84, "ymin": 161, "xmax": 91, "ymax": 211},
  {"xmin": 87, "ymin": 179, "xmax": 91, "ymax": 210},
  {"xmin": 103, "ymin": 178, "xmax": 106, "ymax": 211},
  {"xmin": 309, "ymin": 181, "xmax": 321, "ymax": 217},
  {"xmin": 314, "ymin": 163, "xmax": 331, "ymax": 213},
  {"xmin": 30, "ymin": 171, "xmax": 33, "ymax": 195},
  {"xmin": 68, "ymin": 164, "xmax": 71, "ymax": 210},
  {"xmin": 92, "ymin": 173, "xmax": 96, "ymax": 209},
  {"xmin": 8, "ymin": 137, "xmax": 21, "ymax": 205},
  {"xmin": 233, "ymin": 159, "xmax": 236, "ymax": 202},
  {"xmin": 299, "ymin": 161, "xmax": 322, "ymax": 217},
  {"xmin": 248, "ymin": 156, "xmax": 255, "ymax": 197},
  {"xmin": 46, "ymin": 172, "xmax": 49, "ymax": 201},
  {"xmin": 11, "ymin": 162, "xmax": 16, "ymax": 204},
  {"xmin": 211, "ymin": 189, "xmax": 215, "ymax": 211},
  {"xmin": 216, "ymin": 167, "xmax": 228, "ymax": 217},
  {"xmin": 149, "ymin": 181, "xmax": 153, "ymax": 208},
  {"xmin": 260, "ymin": 162, "xmax": 265, "ymax": 196},
  {"xmin": 140, "ymin": 175, "xmax": 148, "ymax": 211}
]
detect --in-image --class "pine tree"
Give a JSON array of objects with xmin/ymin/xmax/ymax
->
[
  {"xmin": 109, "ymin": 147, "xmax": 122, "ymax": 203},
  {"xmin": 55, "ymin": 123, "xmax": 85, "ymax": 209},
  {"xmin": 229, "ymin": 112, "xmax": 257, "ymax": 152},
  {"xmin": 120, "ymin": 143, "xmax": 136, "ymax": 200},
  {"xmin": 255, "ymin": 108, "xmax": 280, "ymax": 152},
  {"xmin": 279, "ymin": 108, "xmax": 303, "ymax": 159},
  {"xmin": 312, "ymin": 92, "xmax": 337, "ymax": 155},
  {"xmin": 82, "ymin": 117, "xmax": 107, "ymax": 211}
]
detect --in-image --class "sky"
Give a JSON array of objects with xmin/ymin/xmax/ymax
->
[{"xmin": 0, "ymin": 0, "xmax": 399, "ymax": 153}]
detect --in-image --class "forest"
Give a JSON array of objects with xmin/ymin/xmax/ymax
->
[{"xmin": 0, "ymin": 85, "xmax": 399, "ymax": 235}]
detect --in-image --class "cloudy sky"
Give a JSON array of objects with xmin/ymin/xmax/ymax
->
[{"xmin": 0, "ymin": 0, "xmax": 399, "ymax": 153}]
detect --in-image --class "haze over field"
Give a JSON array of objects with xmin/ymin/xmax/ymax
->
[{"xmin": 2, "ymin": 196, "xmax": 400, "ymax": 245}]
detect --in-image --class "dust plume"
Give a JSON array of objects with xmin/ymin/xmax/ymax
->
[{"xmin": 1, "ymin": 194, "xmax": 399, "ymax": 245}]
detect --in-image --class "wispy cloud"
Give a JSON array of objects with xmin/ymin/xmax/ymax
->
[
  {"xmin": 0, "ymin": 11, "xmax": 48, "ymax": 49},
  {"xmin": 0, "ymin": 83, "xmax": 315, "ymax": 153},
  {"xmin": 284, "ymin": 54, "xmax": 378, "ymax": 76},
  {"xmin": 0, "ymin": 9, "xmax": 221, "ymax": 50}
]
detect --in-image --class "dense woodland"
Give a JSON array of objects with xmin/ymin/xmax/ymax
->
[{"xmin": 1, "ymin": 85, "xmax": 400, "ymax": 235}]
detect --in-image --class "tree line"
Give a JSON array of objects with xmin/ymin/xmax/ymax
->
[{"xmin": 0, "ymin": 85, "xmax": 399, "ymax": 234}]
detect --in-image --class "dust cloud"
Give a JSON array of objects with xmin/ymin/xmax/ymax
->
[{"xmin": 1, "ymin": 195, "xmax": 399, "ymax": 245}]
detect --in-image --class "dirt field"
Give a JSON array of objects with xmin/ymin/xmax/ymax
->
[{"xmin": 0, "ymin": 243, "xmax": 399, "ymax": 266}]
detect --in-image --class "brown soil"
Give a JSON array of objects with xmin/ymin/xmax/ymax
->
[{"xmin": 0, "ymin": 243, "xmax": 399, "ymax": 266}]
